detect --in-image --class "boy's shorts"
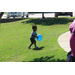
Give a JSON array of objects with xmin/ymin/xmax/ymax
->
[{"xmin": 30, "ymin": 38, "xmax": 36, "ymax": 44}]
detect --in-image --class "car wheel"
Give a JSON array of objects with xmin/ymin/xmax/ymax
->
[
  {"xmin": 13, "ymin": 17, "xmax": 15, "ymax": 18},
  {"xmin": 70, "ymin": 15, "xmax": 73, "ymax": 17},
  {"xmin": 7, "ymin": 17, "xmax": 9, "ymax": 18},
  {"xmin": 55, "ymin": 15, "xmax": 58, "ymax": 17},
  {"xmin": 22, "ymin": 16, "xmax": 24, "ymax": 18},
  {"xmin": 26, "ymin": 15, "xmax": 28, "ymax": 18},
  {"xmin": 55, "ymin": 12, "xmax": 58, "ymax": 17}
]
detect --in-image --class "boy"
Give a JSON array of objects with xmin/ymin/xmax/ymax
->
[{"xmin": 28, "ymin": 25, "xmax": 38, "ymax": 49}]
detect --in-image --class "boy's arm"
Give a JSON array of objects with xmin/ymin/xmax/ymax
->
[{"xmin": 32, "ymin": 34, "xmax": 38, "ymax": 38}]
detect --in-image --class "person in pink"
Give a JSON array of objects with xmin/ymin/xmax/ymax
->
[{"xmin": 67, "ymin": 19, "xmax": 75, "ymax": 61}]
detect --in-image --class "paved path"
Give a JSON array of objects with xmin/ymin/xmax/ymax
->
[{"xmin": 58, "ymin": 31, "xmax": 71, "ymax": 52}]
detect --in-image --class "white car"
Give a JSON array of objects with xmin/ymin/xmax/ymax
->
[{"xmin": 7, "ymin": 12, "xmax": 28, "ymax": 18}]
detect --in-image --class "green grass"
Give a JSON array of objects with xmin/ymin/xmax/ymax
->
[{"xmin": 0, "ymin": 17, "xmax": 74, "ymax": 62}]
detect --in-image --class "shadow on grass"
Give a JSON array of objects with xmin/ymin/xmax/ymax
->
[
  {"xmin": 22, "ymin": 56, "xmax": 66, "ymax": 62},
  {"xmin": 1, "ymin": 18, "xmax": 27, "ymax": 23},
  {"xmin": 33, "ymin": 46, "xmax": 44, "ymax": 50},
  {"xmin": 21, "ymin": 17, "xmax": 75, "ymax": 26}
]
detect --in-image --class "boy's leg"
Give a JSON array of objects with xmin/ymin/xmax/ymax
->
[
  {"xmin": 34, "ymin": 41, "xmax": 36, "ymax": 48},
  {"xmin": 28, "ymin": 38, "xmax": 34, "ymax": 48},
  {"xmin": 34, "ymin": 41, "xmax": 38, "ymax": 48},
  {"xmin": 29, "ymin": 43, "xmax": 33, "ymax": 48}
]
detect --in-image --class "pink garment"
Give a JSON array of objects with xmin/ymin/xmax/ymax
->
[{"xmin": 69, "ymin": 19, "xmax": 75, "ymax": 57}]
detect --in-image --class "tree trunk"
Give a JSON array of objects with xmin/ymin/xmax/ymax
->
[
  {"xmin": 0, "ymin": 12, "xmax": 4, "ymax": 18},
  {"xmin": 0, "ymin": 12, "xmax": 4, "ymax": 26},
  {"xmin": 42, "ymin": 12, "xmax": 45, "ymax": 19}
]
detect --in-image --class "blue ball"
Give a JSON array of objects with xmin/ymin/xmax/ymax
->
[{"xmin": 37, "ymin": 34, "xmax": 42, "ymax": 41}]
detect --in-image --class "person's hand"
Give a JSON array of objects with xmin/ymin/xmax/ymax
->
[
  {"xmin": 35, "ymin": 36, "xmax": 38, "ymax": 38},
  {"xmin": 67, "ymin": 51, "xmax": 72, "ymax": 57},
  {"xmin": 36, "ymin": 36, "xmax": 38, "ymax": 38}
]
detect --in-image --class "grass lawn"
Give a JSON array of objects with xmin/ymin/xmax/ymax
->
[{"xmin": 0, "ymin": 17, "xmax": 74, "ymax": 62}]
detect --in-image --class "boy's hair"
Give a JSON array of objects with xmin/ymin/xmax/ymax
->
[{"xmin": 32, "ymin": 25, "xmax": 37, "ymax": 29}]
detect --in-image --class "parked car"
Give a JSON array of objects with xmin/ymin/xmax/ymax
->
[
  {"xmin": 7, "ymin": 12, "xmax": 28, "ymax": 18},
  {"xmin": 55, "ymin": 12, "xmax": 73, "ymax": 17}
]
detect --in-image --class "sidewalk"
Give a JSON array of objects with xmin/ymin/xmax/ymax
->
[{"xmin": 58, "ymin": 31, "xmax": 71, "ymax": 52}]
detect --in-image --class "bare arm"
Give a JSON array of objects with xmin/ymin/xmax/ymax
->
[
  {"xmin": 32, "ymin": 34, "xmax": 38, "ymax": 38},
  {"xmin": 73, "ymin": 24, "xmax": 75, "ymax": 28}
]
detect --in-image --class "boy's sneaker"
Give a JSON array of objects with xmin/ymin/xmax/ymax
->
[
  {"xmin": 35, "ymin": 46, "xmax": 38, "ymax": 48},
  {"xmin": 28, "ymin": 47, "xmax": 31, "ymax": 49}
]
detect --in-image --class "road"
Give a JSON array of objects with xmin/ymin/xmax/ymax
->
[{"xmin": 1, "ymin": 12, "xmax": 75, "ymax": 19}]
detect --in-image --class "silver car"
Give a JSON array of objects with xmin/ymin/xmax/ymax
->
[{"xmin": 7, "ymin": 12, "xmax": 28, "ymax": 18}]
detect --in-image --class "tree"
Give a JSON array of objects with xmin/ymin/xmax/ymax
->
[
  {"xmin": 42, "ymin": 12, "xmax": 45, "ymax": 19},
  {"xmin": 0, "ymin": 12, "xmax": 4, "ymax": 25},
  {"xmin": 0, "ymin": 12, "xmax": 4, "ymax": 18}
]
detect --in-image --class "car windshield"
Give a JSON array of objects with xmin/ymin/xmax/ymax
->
[
  {"xmin": 7, "ymin": 12, "xmax": 23, "ymax": 14},
  {"xmin": 11, "ymin": 12, "xmax": 17, "ymax": 14}
]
